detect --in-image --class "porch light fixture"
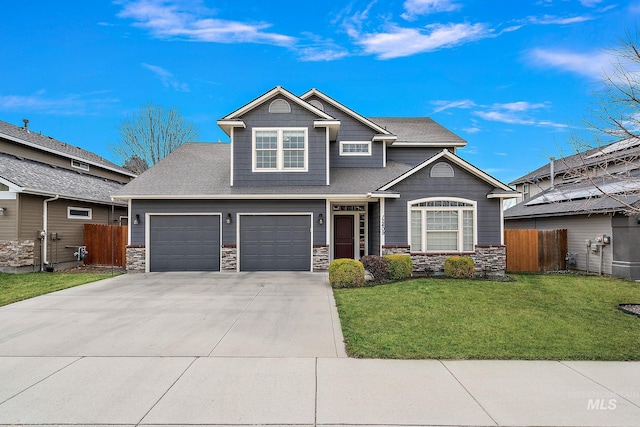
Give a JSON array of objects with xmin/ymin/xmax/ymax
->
[
  {"xmin": 226, "ymin": 213, "xmax": 232, "ymax": 224},
  {"xmin": 134, "ymin": 214, "xmax": 140, "ymax": 225},
  {"xmin": 318, "ymin": 213, "xmax": 323, "ymax": 225},
  {"xmin": 0, "ymin": 207, "xmax": 5, "ymax": 216}
]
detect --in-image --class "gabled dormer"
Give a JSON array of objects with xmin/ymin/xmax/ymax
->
[
  {"xmin": 218, "ymin": 86, "xmax": 339, "ymax": 187},
  {"xmin": 301, "ymin": 89, "xmax": 396, "ymax": 168}
]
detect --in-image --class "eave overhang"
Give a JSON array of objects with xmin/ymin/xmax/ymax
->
[
  {"xmin": 216, "ymin": 120, "xmax": 246, "ymax": 137},
  {"xmin": 313, "ymin": 120, "xmax": 340, "ymax": 140}
]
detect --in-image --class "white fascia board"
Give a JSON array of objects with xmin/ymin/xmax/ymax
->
[
  {"xmin": 0, "ymin": 132, "xmax": 137, "ymax": 178},
  {"xmin": 301, "ymin": 89, "xmax": 392, "ymax": 135},
  {"xmin": 487, "ymin": 193, "xmax": 519, "ymax": 199},
  {"xmin": 0, "ymin": 176, "xmax": 22, "ymax": 192},
  {"xmin": 216, "ymin": 120, "xmax": 246, "ymax": 137},
  {"xmin": 222, "ymin": 86, "xmax": 334, "ymax": 121},
  {"xmin": 112, "ymin": 193, "xmax": 376, "ymax": 200},
  {"xmin": 367, "ymin": 192, "xmax": 401, "ymax": 199},
  {"xmin": 373, "ymin": 134, "xmax": 397, "ymax": 142},
  {"xmin": 314, "ymin": 120, "xmax": 340, "ymax": 141},
  {"xmin": 390, "ymin": 141, "xmax": 466, "ymax": 147},
  {"xmin": 379, "ymin": 149, "xmax": 513, "ymax": 192}
]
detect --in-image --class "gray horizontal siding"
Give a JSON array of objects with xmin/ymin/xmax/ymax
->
[
  {"xmin": 130, "ymin": 199, "xmax": 326, "ymax": 246},
  {"xmin": 387, "ymin": 147, "xmax": 447, "ymax": 166},
  {"xmin": 233, "ymin": 97, "xmax": 327, "ymax": 186},
  {"xmin": 384, "ymin": 161, "xmax": 502, "ymax": 247}
]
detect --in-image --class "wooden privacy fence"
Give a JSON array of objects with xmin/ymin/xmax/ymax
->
[
  {"xmin": 83, "ymin": 224, "xmax": 128, "ymax": 266},
  {"xmin": 504, "ymin": 229, "xmax": 567, "ymax": 273}
]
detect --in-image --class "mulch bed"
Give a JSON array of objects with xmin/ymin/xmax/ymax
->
[{"xmin": 56, "ymin": 265, "xmax": 125, "ymax": 274}]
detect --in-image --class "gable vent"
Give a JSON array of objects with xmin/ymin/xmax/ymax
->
[
  {"xmin": 430, "ymin": 162, "xmax": 454, "ymax": 178},
  {"xmin": 269, "ymin": 99, "xmax": 291, "ymax": 113},
  {"xmin": 309, "ymin": 99, "xmax": 324, "ymax": 111}
]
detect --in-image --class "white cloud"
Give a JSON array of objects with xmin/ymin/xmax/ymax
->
[
  {"xmin": 116, "ymin": 0, "xmax": 295, "ymax": 46},
  {"xmin": 528, "ymin": 48, "xmax": 611, "ymax": 79},
  {"xmin": 402, "ymin": 0, "xmax": 461, "ymax": 20},
  {"xmin": 431, "ymin": 99, "xmax": 477, "ymax": 113},
  {"xmin": 579, "ymin": 0, "xmax": 603, "ymax": 7},
  {"xmin": 526, "ymin": 14, "xmax": 594, "ymax": 25},
  {"xmin": 357, "ymin": 22, "xmax": 492, "ymax": 59},
  {"xmin": 0, "ymin": 91, "xmax": 119, "ymax": 115},
  {"xmin": 296, "ymin": 33, "xmax": 349, "ymax": 62},
  {"xmin": 142, "ymin": 63, "xmax": 190, "ymax": 91},
  {"xmin": 473, "ymin": 101, "xmax": 567, "ymax": 128}
]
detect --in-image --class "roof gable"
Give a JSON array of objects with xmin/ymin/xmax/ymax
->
[
  {"xmin": 221, "ymin": 86, "xmax": 334, "ymax": 121},
  {"xmin": 300, "ymin": 88, "xmax": 394, "ymax": 138},
  {"xmin": 379, "ymin": 149, "xmax": 515, "ymax": 195}
]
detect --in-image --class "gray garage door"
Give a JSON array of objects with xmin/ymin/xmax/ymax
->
[
  {"xmin": 149, "ymin": 215, "xmax": 220, "ymax": 272},
  {"xmin": 240, "ymin": 215, "xmax": 311, "ymax": 271}
]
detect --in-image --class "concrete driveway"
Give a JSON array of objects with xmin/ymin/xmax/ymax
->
[{"xmin": 0, "ymin": 272, "xmax": 346, "ymax": 357}]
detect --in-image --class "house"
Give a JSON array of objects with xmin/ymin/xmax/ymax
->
[
  {"xmin": 505, "ymin": 137, "xmax": 640, "ymax": 279},
  {"xmin": 0, "ymin": 119, "xmax": 136, "ymax": 272},
  {"xmin": 114, "ymin": 86, "xmax": 516, "ymax": 274}
]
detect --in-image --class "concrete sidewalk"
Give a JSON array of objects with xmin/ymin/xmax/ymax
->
[
  {"xmin": 0, "ymin": 356, "xmax": 638, "ymax": 426},
  {"xmin": 0, "ymin": 273, "xmax": 638, "ymax": 426}
]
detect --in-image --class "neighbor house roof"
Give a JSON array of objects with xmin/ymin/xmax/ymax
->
[
  {"xmin": 510, "ymin": 137, "xmax": 640, "ymax": 186},
  {"xmin": 0, "ymin": 152, "xmax": 127, "ymax": 205},
  {"xmin": 369, "ymin": 117, "xmax": 467, "ymax": 147},
  {"xmin": 113, "ymin": 143, "xmax": 415, "ymax": 199},
  {"xmin": 0, "ymin": 120, "xmax": 136, "ymax": 178},
  {"xmin": 505, "ymin": 170, "xmax": 640, "ymax": 219}
]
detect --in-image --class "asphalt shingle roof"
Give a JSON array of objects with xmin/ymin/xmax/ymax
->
[
  {"xmin": 369, "ymin": 117, "xmax": 466, "ymax": 145},
  {"xmin": 0, "ymin": 120, "xmax": 135, "ymax": 177},
  {"xmin": 114, "ymin": 143, "xmax": 415, "ymax": 197},
  {"xmin": 0, "ymin": 153, "xmax": 127, "ymax": 205}
]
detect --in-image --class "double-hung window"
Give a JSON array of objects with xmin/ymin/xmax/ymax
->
[
  {"xmin": 410, "ymin": 199, "xmax": 475, "ymax": 252},
  {"xmin": 253, "ymin": 128, "xmax": 307, "ymax": 171}
]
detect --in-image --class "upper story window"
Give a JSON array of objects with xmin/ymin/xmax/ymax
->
[
  {"xmin": 339, "ymin": 141, "xmax": 371, "ymax": 156},
  {"xmin": 409, "ymin": 198, "xmax": 475, "ymax": 253},
  {"xmin": 68, "ymin": 206, "xmax": 92, "ymax": 220},
  {"xmin": 71, "ymin": 160, "xmax": 90, "ymax": 171},
  {"xmin": 268, "ymin": 99, "xmax": 291, "ymax": 113},
  {"xmin": 253, "ymin": 128, "xmax": 308, "ymax": 172}
]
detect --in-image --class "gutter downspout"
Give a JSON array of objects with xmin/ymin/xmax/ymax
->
[
  {"xmin": 550, "ymin": 157, "xmax": 556, "ymax": 188},
  {"xmin": 42, "ymin": 195, "xmax": 59, "ymax": 268}
]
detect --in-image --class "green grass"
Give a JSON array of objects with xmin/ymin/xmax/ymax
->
[
  {"xmin": 333, "ymin": 274, "xmax": 640, "ymax": 360},
  {"xmin": 0, "ymin": 272, "xmax": 115, "ymax": 307}
]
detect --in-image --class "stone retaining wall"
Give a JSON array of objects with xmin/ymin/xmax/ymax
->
[{"xmin": 313, "ymin": 245, "xmax": 329, "ymax": 271}]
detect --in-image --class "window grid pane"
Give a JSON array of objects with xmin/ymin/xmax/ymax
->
[
  {"xmin": 256, "ymin": 151, "xmax": 277, "ymax": 168},
  {"xmin": 411, "ymin": 210, "xmax": 422, "ymax": 252},
  {"xmin": 426, "ymin": 231, "xmax": 458, "ymax": 251},
  {"xmin": 343, "ymin": 143, "xmax": 369, "ymax": 153},
  {"xmin": 283, "ymin": 131, "xmax": 305, "ymax": 169},
  {"xmin": 463, "ymin": 210, "xmax": 474, "ymax": 251}
]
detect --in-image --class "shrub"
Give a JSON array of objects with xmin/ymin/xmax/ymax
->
[
  {"xmin": 360, "ymin": 255, "xmax": 390, "ymax": 283},
  {"xmin": 329, "ymin": 259, "xmax": 365, "ymax": 288},
  {"xmin": 384, "ymin": 254, "xmax": 413, "ymax": 280},
  {"xmin": 444, "ymin": 256, "xmax": 476, "ymax": 279}
]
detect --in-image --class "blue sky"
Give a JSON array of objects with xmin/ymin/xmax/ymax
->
[{"xmin": 1, "ymin": 0, "xmax": 638, "ymax": 183}]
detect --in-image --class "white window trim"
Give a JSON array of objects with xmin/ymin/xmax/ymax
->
[
  {"xmin": 67, "ymin": 206, "xmax": 92, "ymax": 220},
  {"xmin": 339, "ymin": 140, "xmax": 372, "ymax": 156},
  {"xmin": 71, "ymin": 160, "xmax": 90, "ymax": 171},
  {"xmin": 407, "ymin": 197, "xmax": 477, "ymax": 253},
  {"xmin": 252, "ymin": 127, "xmax": 308, "ymax": 172}
]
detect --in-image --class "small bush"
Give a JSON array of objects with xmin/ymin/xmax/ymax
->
[
  {"xmin": 384, "ymin": 254, "xmax": 413, "ymax": 280},
  {"xmin": 329, "ymin": 259, "xmax": 365, "ymax": 288},
  {"xmin": 360, "ymin": 255, "xmax": 390, "ymax": 283},
  {"xmin": 444, "ymin": 256, "xmax": 476, "ymax": 279}
]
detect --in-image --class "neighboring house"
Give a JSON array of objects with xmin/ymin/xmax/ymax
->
[
  {"xmin": 505, "ymin": 137, "xmax": 640, "ymax": 279},
  {"xmin": 0, "ymin": 119, "xmax": 136, "ymax": 272},
  {"xmin": 114, "ymin": 86, "xmax": 516, "ymax": 274}
]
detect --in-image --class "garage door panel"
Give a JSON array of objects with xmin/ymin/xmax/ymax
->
[
  {"xmin": 149, "ymin": 215, "xmax": 220, "ymax": 272},
  {"xmin": 240, "ymin": 215, "xmax": 311, "ymax": 271}
]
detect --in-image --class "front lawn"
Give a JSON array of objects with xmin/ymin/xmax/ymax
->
[
  {"xmin": 0, "ymin": 272, "xmax": 115, "ymax": 307},
  {"xmin": 333, "ymin": 274, "xmax": 640, "ymax": 360}
]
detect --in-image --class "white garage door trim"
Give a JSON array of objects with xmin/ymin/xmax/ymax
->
[
  {"xmin": 237, "ymin": 212, "xmax": 313, "ymax": 272},
  {"xmin": 145, "ymin": 212, "xmax": 222, "ymax": 273}
]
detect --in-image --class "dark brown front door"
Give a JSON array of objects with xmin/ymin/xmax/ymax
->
[{"xmin": 334, "ymin": 215, "xmax": 355, "ymax": 259}]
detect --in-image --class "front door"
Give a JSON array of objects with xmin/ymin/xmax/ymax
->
[{"xmin": 334, "ymin": 215, "xmax": 355, "ymax": 259}]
